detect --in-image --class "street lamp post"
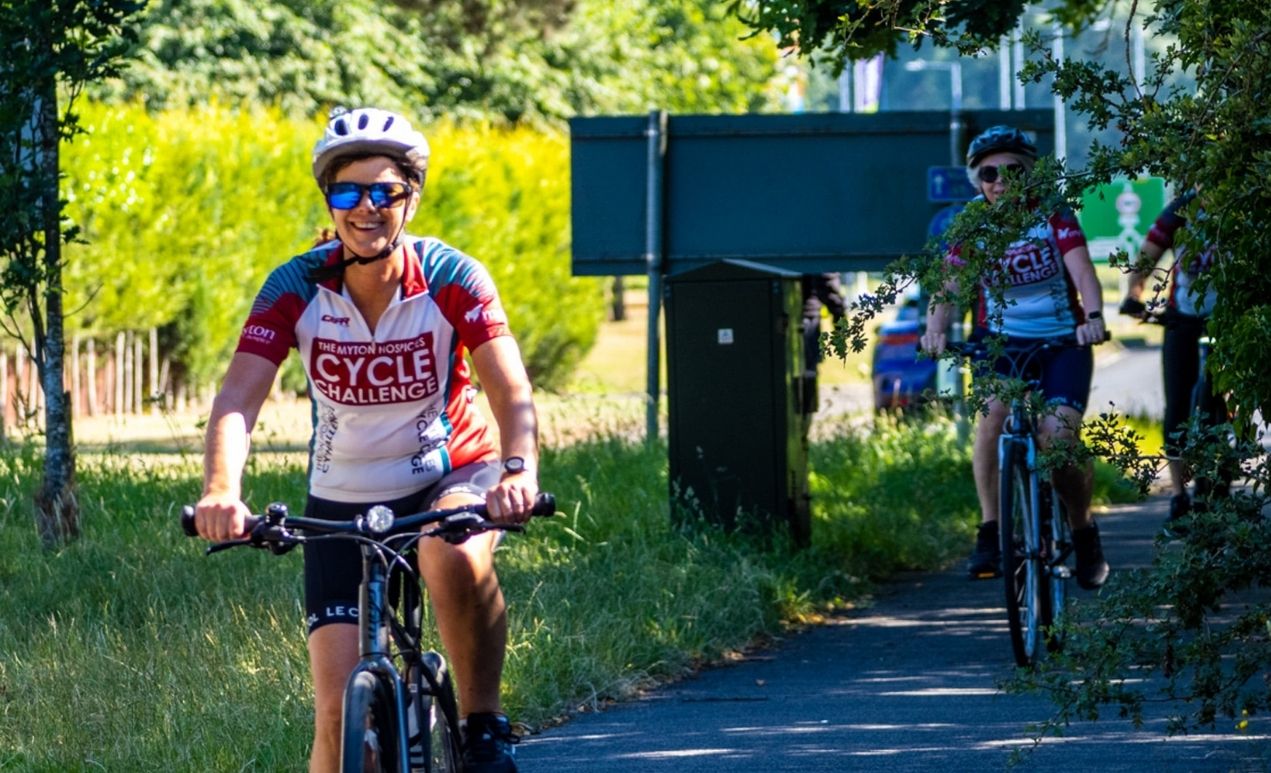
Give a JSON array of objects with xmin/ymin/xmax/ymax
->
[{"xmin": 905, "ymin": 59, "xmax": 968, "ymax": 436}]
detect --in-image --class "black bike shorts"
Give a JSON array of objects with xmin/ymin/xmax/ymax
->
[
  {"xmin": 302, "ymin": 459, "xmax": 501, "ymax": 634},
  {"xmin": 1161, "ymin": 314, "xmax": 1225, "ymax": 457},
  {"xmin": 978, "ymin": 336, "xmax": 1093, "ymax": 414}
]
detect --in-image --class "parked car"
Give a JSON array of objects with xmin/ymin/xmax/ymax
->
[{"xmin": 871, "ymin": 294, "xmax": 939, "ymax": 411}]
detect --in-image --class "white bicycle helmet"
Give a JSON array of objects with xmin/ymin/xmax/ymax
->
[{"xmin": 311, "ymin": 107, "xmax": 430, "ymax": 186}]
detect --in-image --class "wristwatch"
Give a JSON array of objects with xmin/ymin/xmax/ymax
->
[
  {"xmin": 502, "ymin": 456, "xmax": 528, "ymax": 476},
  {"xmin": 1087, "ymin": 310, "xmax": 1103, "ymax": 321}
]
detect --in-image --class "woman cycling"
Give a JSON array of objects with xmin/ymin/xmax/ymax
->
[
  {"xmin": 192, "ymin": 107, "xmax": 537, "ymax": 773},
  {"xmin": 921, "ymin": 125, "xmax": 1110, "ymax": 591}
]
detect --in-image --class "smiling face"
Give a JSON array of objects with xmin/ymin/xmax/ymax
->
[
  {"xmin": 328, "ymin": 156, "xmax": 419, "ymax": 259},
  {"xmin": 975, "ymin": 151, "xmax": 1030, "ymax": 205}
]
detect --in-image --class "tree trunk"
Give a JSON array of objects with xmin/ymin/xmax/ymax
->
[
  {"xmin": 86, "ymin": 338, "xmax": 97, "ymax": 416},
  {"xmin": 32, "ymin": 66, "xmax": 78, "ymax": 548}
]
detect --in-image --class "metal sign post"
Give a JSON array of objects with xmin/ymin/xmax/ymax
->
[{"xmin": 643, "ymin": 110, "xmax": 667, "ymax": 443}]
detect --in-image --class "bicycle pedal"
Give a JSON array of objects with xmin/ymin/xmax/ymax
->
[{"xmin": 970, "ymin": 570, "xmax": 1002, "ymax": 580}]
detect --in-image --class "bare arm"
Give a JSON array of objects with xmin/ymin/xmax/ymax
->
[
  {"xmin": 919, "ymin": 278, "xmax": 960, "ymax": 354},
  {"xmin": 1121, "ymin": 239, "xmax": 1168, "ymax": 313},
  {"xmin": 1062, "ymin": 245, "xmax": 1107, "ymax": 346},
  {"xmin": 195, "ymin": 352, "xmax": 279, "ymax": 540},
  {"xmin": 470, "ymin": 336, "xmax": 539, "ymax": 523}
]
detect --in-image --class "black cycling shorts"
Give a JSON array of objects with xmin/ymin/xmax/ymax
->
[
  {"xmin": 978, "ymin": 336, "xmax": 1093, "ymax": 414},
  {"xmin": 302, "ymin": 459, "xmax": 501, "ymax": 634},
  {"xmin": 1161, "ymin": 314, "xmax": 1225, "ymax": 457}
]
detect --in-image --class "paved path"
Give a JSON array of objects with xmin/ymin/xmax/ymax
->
[{"xmin": 518, "ymin": 495, "xmax": 1270, "ymax": 771}]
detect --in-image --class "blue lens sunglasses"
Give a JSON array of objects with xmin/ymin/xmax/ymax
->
[{"xmin": 325, "ymin": 181, "xmax": 414, "ymax": 210}]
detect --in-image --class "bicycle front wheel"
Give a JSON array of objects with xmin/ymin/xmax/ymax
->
[
  {"xmin": 342, "ymin": 670, "xmax": 401, "ymax": 773},
  {"xmin": 1046, "ymin": 487, "xmax": 1071, "ymax": 653},
  {"xmin": 999, "ymin": 442, "xmax": 1047, "ymax": 667},
  {"xmin": 418, "ymin": 652, "xmax": 462, "ymax": 773}
]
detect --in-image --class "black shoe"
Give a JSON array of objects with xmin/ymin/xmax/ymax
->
[
  {"xmin": 1073, "ymin": 523, "xmax": 1110, "ymax": 590},
  {"xmin": 462, "ymin": 712, "xmax": 519, "ymax": 773},
  {"xmin": 966, "ymin": 521, "xmax": 1001, "ymax": 579},
  {"xmin": 1163, "ymin": 493, "xmax": 1192, "ymax": 538}
]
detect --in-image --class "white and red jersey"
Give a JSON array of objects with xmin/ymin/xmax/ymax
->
[
  {"xmin": 1145, "ymin": 192, "xmax": 1217, "ymax": 319},
  {"xmin": 236, "ymin": 236, "xmax": 507, "ymax": 503},
  {"xmin": 955, "ymin": 206, "xmax": 1090, "ymax": 338}
]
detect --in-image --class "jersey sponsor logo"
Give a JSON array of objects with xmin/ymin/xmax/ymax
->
[
  {"xmin": 310, "ymin": 333, "xmax": 440, "ymax": 405},
  {"xmin": 321, "ymin": 314, "xmax": 351, "ymax": 327},
  {"xmin": 242, "ymin": 324, "xmax": 277, "ymax": 344},
  {"xmin": 1003, "ymin": 244, "xmax": 1060, "ymax": 286},
  {"xmin": 463, "ymin": 303, "xmax": 507, "ymax": 326}
]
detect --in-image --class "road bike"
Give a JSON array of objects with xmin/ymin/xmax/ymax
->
[
  {"xmin": 949, "ymin": 338, "xmax": 1082, "ymax": 667},
  {"xmin": 181, "ymin": 492, "xmax": 556, "ymax": 772}
]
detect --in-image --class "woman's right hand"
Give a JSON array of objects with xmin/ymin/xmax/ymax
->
[{"xmin": 194, "ymin": 492, "xmax": 252, "ymax": 541}]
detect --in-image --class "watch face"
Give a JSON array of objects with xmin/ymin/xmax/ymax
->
[{"xmin": 503, "ymin": 457, "xmax": 526, "ymax": 474}]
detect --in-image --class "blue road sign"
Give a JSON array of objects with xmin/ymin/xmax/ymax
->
[
  {"xmin": 927, "ymin": 166, "xmax": 977, "ymax": 203},
  {"xmin": 928, "ymin": 203, "xmax": 964, "ymax": 241}
]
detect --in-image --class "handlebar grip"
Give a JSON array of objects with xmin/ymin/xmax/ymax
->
[
  {"xmin": 180, "ymin": 505, "xmax": 197, "ymax": 537},
  {"xmin": 531, "ymin": 492, "xmax": 556, "ymax": 517},
  {"xmin": 180, "ymin": 505, "xmax": 261, "ymax": 538}
]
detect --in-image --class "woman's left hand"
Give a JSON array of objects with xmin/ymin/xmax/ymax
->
[
  {"xmin": 485, "ymin": 470, "xmax": 539, "ymax": 524},
  {"xmin": 1076, "ymin": 316, "xmax": 1107, "ymax": 346}
]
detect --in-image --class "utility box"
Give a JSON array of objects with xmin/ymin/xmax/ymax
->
[{"xmin": 665, "ymin": 260, "xmax": 810, "ymax": 546}]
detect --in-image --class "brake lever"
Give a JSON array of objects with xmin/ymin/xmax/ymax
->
[{"xmin": 206, "ymin": 539, "xmax": 253, "ymax": 556}]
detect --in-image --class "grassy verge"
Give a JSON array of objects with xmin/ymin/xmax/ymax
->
[{"xmin": 0, "ymin": 414, "xmax": 978, "ymax": 771}]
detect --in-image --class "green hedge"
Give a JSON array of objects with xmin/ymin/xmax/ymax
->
[{"xmin": 62, "ymin": 102, "xmax": 602, "ymax": 391}]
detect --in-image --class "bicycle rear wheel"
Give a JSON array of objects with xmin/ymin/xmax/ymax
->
[
  {"xmin": 999, "ymin": 442, "xmax": 1047, "ymax": 667},
  {"xmin": 342, "ymin": 670, "xmax": 401, "ymax": 773},
  {"xmin": 417, "ymin": 652, "xmax": 462, "ymax": 773}
]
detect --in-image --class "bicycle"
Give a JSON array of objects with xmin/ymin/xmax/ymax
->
[
  {"xmin": 181, "ymin": 492, "xmax": 557, "ymax": 773},
  {"xmin": 948, "ymin": 337, "xmax": 1086, "ymax": 667}
]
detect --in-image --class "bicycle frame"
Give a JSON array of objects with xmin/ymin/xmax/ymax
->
[
  {"xmin": 349, "ymin": 536, "xmax": 415, "ymax": 769},
  {"xmin": 183, "ymin": 494, "xmax": 555, "ymax": 773},
  {"xmin": 998, "ymin": 396, "xmax": 1071, "ymax": 666},
  {"xmin": 951, "ymin": 337, "xmax": 1081, "ymax": 667}
]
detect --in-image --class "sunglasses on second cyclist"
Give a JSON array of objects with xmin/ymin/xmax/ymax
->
[
  {"xmin": 325, "ymin": 181, "xmax": 414, "ymax": 210},
  {"xmin": 977, "ymin": 163, "xmax": 1025, "ymax": 184}
]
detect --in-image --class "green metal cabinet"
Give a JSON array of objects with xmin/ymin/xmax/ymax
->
[{"xmin": 665, "ymin": 260, "xmax": 810, "ymax": 546}]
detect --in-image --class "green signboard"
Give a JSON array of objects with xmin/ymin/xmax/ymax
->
[
  {"xmin": 1078, "ymin": 177, "xmax": 1168, "ymax": 263},
  {"xmin": 570, "ymin": 110, "xmax": 1055, "ymax": 276}
]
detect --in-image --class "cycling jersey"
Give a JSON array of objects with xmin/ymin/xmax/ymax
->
[
  {"xmin": 235, "ymin": 236, "xmax": 506, "ymax": 503},
  {"xmin": 953, "ymin": 202, "xmax": 1089, "ymax": 338},
  {"xmin": 1144, "ymin": 192, "xmax": 1216, "ymax": 318}
]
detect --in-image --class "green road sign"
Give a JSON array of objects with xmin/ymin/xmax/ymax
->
[{"xmin": 1078, "ymin": 177, "xmax": 1168, "ymax": 263}]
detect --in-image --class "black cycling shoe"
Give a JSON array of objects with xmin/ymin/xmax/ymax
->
[
  {"xmin": 1163, "ymin": 493, "xmax": 1192, "ymax": 538},
  {"xmin": 462, "ymin": 712, "xmax": 519, "ymax": 773},
  {"xmin": 1073, "ymin": 523, "xmax": 1110, "ymax": 590},
  {"xmin": 966, "ymin": 521, "xmax": 1002, "ymax": 579}
]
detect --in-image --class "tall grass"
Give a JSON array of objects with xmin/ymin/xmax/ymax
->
[{"xmin": 0, "ymin": 417, "xmax": 978, "ymax": 770}]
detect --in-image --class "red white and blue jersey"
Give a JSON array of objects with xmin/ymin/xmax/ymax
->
[
  {"xmin": 955, "ymin": 205, "xmax": 1090, "ymax": 338},
  {"xmin": 236, "ymin": 236, "xmax": 506, "ymax": 503},
  {"xmin": 1145, "ymin": 192, "xmax": 1216, "ymax": 318}
]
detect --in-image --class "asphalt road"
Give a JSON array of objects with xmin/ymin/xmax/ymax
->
[
  {"xmin": 820, "ymin": 338, "xmax": 1164, "ymax": 419},
  {"xmin": 517, "ymin": 494, "xmax": 1270, "ymax": 772}
]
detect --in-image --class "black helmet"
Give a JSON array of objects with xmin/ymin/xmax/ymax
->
[{"xmin": 965, "ymin": 125, "xmax": 1037, "ymax": 168}]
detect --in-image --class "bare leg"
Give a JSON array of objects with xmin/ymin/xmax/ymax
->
[
  {"xmin": 1039, "ymin": 405, "xmax": 1094, "ymax": 530},
  {"xmin": 308, "ymin": 623, "xmax": 360, "ymax": 773},
  {"xmin": 417, "ymin": 493, "xmax": 507, "ymax": 717},
  {"xmin": 973, "ymin": 398, "xmax": 1009, "ymax": 524}
]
